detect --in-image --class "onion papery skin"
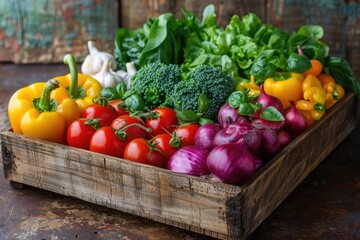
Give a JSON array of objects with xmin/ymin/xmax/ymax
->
[
  {"xmin": 284, "ymin": 101, "xmax": 308, "ymax": 137},
  {"xmin": 167, "ymin": 145, "xmax": 210, "ymax": 176},
  {"xmin": 218, "ymin": 103, "xmax": 248, "ymax": 128},
  {"xmin": 207, "ymin": 143, "xmax": 256, "ymax": 186},
  {"xmin": 252, "ymin": 122, "xmax": 281, "ymax": 159},
  {"xmin": 214, "ymin": 122, "xmax": 261, "ymax": 153},
  {"xmin": 194, "ymin": 123, "xmax": 222, "ymax": 151}
]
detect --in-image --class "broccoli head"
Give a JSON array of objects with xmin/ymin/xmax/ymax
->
[
  {"xmin": 169, "ymin": 65, "xmax": 236, "ymax": 120},
  {"xmin": 130, "ymin": 63, "xmax": 182, "ymax": 109}
]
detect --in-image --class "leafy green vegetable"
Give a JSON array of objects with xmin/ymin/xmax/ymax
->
[{"xmin": 325, "ymin": 56, "xmax": 360, "ymax": 98}]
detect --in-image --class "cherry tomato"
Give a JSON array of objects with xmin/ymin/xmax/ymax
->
[
  {"xmin": 145, "ymin": 107, "xmax": 178, "ymax": 138},
  {"xmin": 173, "ymin": 123, "xmax": 200, "ymax": 147},
  {"xmin": 123, "ymin": 138, "xmax": 165, "ymax": 168},
  {"xmin": 111, "ymin": 115, "xmax": 149, "ymax": 141},
  {"xmin": 89, "ymin": 126, "xmax": 129, "ymax": 158},
  {"xmin": 152, "ymin": 133, "xmax": 182, "ymax": 161},
  {"xmin": 108, "ymin": 99, "xmax": 129, "ymax": 116},
  {"xmin": 81, "ymin": 104, "xmax": 118, "ymax": 127},
  {"xmin": 67, "ymin": 119, "xmax": 99, "ymax": 150}
]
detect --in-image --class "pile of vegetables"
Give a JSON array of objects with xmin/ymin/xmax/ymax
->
[{"xmin": 8, "ymin": 5, "xmax": 360, "ymax": 187}]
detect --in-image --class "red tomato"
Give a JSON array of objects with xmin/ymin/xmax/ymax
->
[
  {"xmin": 123, "ymin": 138, "xmax": 165, "ymax": 168},
  {"xmin": 152, "ymin": 133, "xmax": 182, "ymax": 161},
  {"xmin": 89, "ymin": 126, "xmax": 129, "ymax": 158},
  {"xmin": 108, "ymin": 99, "xmax": 128, "ymax": 116},
  {"xmin": 145, "ymin": 107, "xmax": 178, "ymax": 138},
  {"xmin": 173, "ymin": 123, "xmax": 200, "ymax": 147},
  {"xmin": 67, "ymin": 119, "xmax": 99, "ymax": 150},
  {"xmin": 81, "ymin": 104, "xmax": 118, "ymax": 127},
  {"xmin": 111, "ymin": 115, "xmax": 149, "ymax": 141}
]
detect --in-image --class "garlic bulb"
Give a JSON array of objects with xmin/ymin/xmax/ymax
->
[
  {"xmin": 92, "ymin": 59, "xmax": 123, "ymax": 88},
  {"xmin": 81, "ymin": 41, "xmax": 117, "ymax": 76},
  {"xmin": 115, "ymin": 62, "xmax": 137, "ymax": 89}
]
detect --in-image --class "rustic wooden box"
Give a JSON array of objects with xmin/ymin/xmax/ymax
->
[{"xmin": 1, "ymin": 92, "xmax": 357, "ymax": 239}]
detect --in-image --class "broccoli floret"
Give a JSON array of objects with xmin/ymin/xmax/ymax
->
[
  {"xmin": 169, "ymin": 65, "xmax": 236, "ymax": 120},
  {"xmin": 131, "ymin": 63, "xmax": 182, "ymax": 108}
]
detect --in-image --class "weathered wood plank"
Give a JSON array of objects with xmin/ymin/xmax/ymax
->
[
  {"xmin": 1, "ymin": 92, "xmax": 357, "ymax": 239},
  {"xmin": 1, "ymin": 131, "xmax": 242, "ymax": 239},
  {"xmin": 240, "ymin": 92, "xmax": 357, "ymax": 237}
]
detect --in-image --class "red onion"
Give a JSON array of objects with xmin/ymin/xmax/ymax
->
[
  {"xmin": 252, "ymin": 122, "xmax": 281, "ymax": 159},
  {"xmin": 257, "ymin": 84, "xmax": 283, "ymax": 112},
  {"xmin": 167, "ymin": 145, "xmax": 210, "ymax": 176},
  {"xmin": 214, "ymin": 122, "xmax": 261, "ymax": 153},
  {"xmin": 207, "ymin": 143, "xmax": 256, "ymax": 186},
  {"xmin": 284, "ymin": 101, "xmax": 308, "ymax": 137},
  {"xmin": 194, "ymin": 123, "xmax": 222, "ymax": 151},
  {"xmin": 251, "ymin": 118, "xmax": 284, "ymax": 131},
  {"xmin": 276, "ymin": 129, "xmax": 293, "ymax": 148},
  {"xmin": 217, "ymin": 103, "xmax": 248, "ymax": 128},
  {"xmin": 253, "ymin": 155, "xmax": 264, "ymax": 171}
]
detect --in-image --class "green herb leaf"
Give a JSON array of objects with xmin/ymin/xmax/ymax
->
[
  {"xmin": 228, "ymin": 91, "xmax": 245, "ymax": 108},
  {"xmin": 286, "ymin": 53, "xmax": 312, "ymax": 73},
  {"xmin": 260, "ymin": 106, "xmax": 285, "ymax": 121},
  {"xmin": 325, "ymin": 56, "xmax": 360, "ymax": 99},
  {"xmin": 297, "ymin": 25, "xmax": 324, "ymax": 39},
  {"xmin": 124, "ymin": 94, "xmax": 145, "ymax": 113},
  {"xmin": 198, "ymin": 93, "xmax": 210, "ymax": 113},
  {"xmin": 238, "ymin": 102, "xmax": 259, "ymax": 116},
  {"xmin": 176, "ymin": 109, "xmax": 199, "ymax": 124},
  {"xmin": 100, "ymin": 87, "xmax": 120, "ymax": 101}
]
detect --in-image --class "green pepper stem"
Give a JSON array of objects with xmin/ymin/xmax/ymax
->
[
  {"xmin": 38, "ymin": 79, "xmax": 60, "ymax": 112},
  {"xmin": 63, "ymin": 54, "xmax": 79, "ymax": 99}
]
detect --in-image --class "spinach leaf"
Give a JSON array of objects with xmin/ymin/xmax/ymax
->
[
  {"xmin": 325, "ymin": 56, "xmax": 360, "ymax": 98},
  {"xmin": 287, "ymin": 53, "xmax": 312, "ymax": 72}
]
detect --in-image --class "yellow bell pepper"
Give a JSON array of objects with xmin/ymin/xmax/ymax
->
[
  {"xmin": 302, "ymin": 74, "xmax": 322, "ymax": 93},
  {"xmin": 323, "ymin": 81, "xmax": 345, "ymax": 109},
  {"xmin": 55, "ymin": 54, "xmax": 102, "ymax": 113},
  {"xmin": 237, "ymin": 75, "xmax": 260, "ymax": 97},
  {"xmin": 263, "ymin": 72, "xmax": 304, "ymax": 109},
  {"xmin": 8, "ymin": 79, "xmax": 80, "ymax": 144},
  {"xmin": 296, "ymin": 86, "xmax": 327, "ymax": 121}
]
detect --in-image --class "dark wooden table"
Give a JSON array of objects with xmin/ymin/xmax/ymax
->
[{"xmin": 1, "ymin": 63, "xmax": 359, "ymax": 240}]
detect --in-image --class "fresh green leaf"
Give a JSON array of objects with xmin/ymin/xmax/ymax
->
[
  {"xmin": 124, "ymin": 94, "xmax": 145, "ymax": 113},
  {"xmin": 228, "ymin": 91, "xmax": 245, "ymax": 108},
  {"xmin": 237, "ymin": 102, "xmax": 260, "ymax": 116},
  {"xmin": 325, "ymin": 56, "xmax": 360, "ymax": 98},
  {"xmin": 176, "ymin": 109, "xmax": 199, "ymax": 124},
  {"xmin": 260, "ymin": 106, "xmax": 285, "ymax": 121},
  {"xmin": 198, "ymin": 93, "xmax": 210, "ymax": 113},
  {"xmin": 286, "ymin": 53, "xmax": 312, "ymax": 72},
  {"xmin": 100, "ymin": 87, "xmax": 121, "ymax": 101},
  {"xmin": 297, "ymin": 25, "xmax": 324, "ymax": 39}
]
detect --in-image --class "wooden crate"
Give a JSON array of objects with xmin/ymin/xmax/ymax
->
[{"xmin": 0, "ymin": 92, "xmax": 357, "ymax": 239}]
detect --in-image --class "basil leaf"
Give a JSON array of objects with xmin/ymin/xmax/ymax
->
[
  {"xmin": 115, "ymin": 82, "xmax": 128, "ymax": 99},
  {"xmin": 297, "ymin": 25, "xmax": 324, "ymax": 39},
  {"xmin": 250, "ymin": 56, "xmax": 277, "ymax": 84},
  {"xmin": 238, "ymin": 102, "xmax": 258, "ymax": 116},
  {"xmin": 198, "ymin": 93, "xmax": 210, "ymax": 113},
  {"xmin": 326, "ymin": 56, "xmax": 360, "ymax": 98},
  {"xmin": 260, "ymin": 106, "xmax": 285, "ymax": 121},
  {"xmin": 124, "ymin": 94, "xmax": 145, "ymax": 113},
  {"xmin": 199, "ymin": 118, "xmax": 213, "ymax": 125},
  {"xmin": 228, "ymin": 91, "xmax": 245, "ymax": 108},
  {"xmin": 176, "ymin": 109, "xmax": 199, "ymax": 124},
  {"xmin": 100, "ymin": 87, "xmax": 120, "ymax": 101},
  {"xmin": 287, "ymin": 53, "xmax": 312, "ymax": 73}
]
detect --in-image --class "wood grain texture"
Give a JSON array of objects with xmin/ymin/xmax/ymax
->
[{"xmin": 1, "ymin": 92, "xmax": 357, "ymax": 239}]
